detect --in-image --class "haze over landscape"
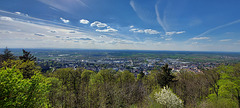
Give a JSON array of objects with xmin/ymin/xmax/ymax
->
[{"xmin": 1, "ymin": 0, "xmax": 240, "ymax": 51}]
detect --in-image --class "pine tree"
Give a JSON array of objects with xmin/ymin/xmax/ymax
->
[
  {"xmin": 158, "ymin": 64, "xmax": 175, "ymax": 87},
  {"xmin": 19, "ymin": 49, "xmax": 36, "ymax": 62},
  {"xmin": 0, "ymin": 47, "xmax": 15, "ymax": 62}
]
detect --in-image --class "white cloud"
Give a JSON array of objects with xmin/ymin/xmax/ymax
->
[
  {"xmin": 60, "ymin": 17, "xmax": 69, "ymax": 23},
  {"xmin": 165, "ymin": 38, "xmax": 172, "ymax": 41},
  {"xmin": 129, "ymin": 28, "xmax": 144, "ymax": 33},
  {"xmin": 90, "ymin": 21, "xmax": 108, "ymax": 28},
  {"xmin": 0, "ymin": 16, "xmax": 14, "ymax": 21},
  {"xmin": 219, "ymin": 39, "xmax": 232, "ymax": 42},
  {"xmin": 15, "ymin": 12, "xmax": 21, "ymax": 15},
  {"xmin": 130, "ymin": 25, "xmax": 134, "ymax": 28},
  {"xmin": 191, "ymin": 37, "xmax": 209, "ymax": 40},
  {"xmin": 144, "ymin": 29, "xmax": 160, "ymax": 34},
  {"xmin": 96, "ymin": 27, "xmax": 118, "ymax": 32},
  {"xmin": 80, "ymin": 19, "xmax": 89, "ymax": 24},
  {"xmin": 129, "ymin": 28, "xmax": 160, "ymax": 35},
  {"xmin": 14, "ymin": 12, "xmax": 29, "ymax": 16},
  {"xmin": 165, "ymin": 31, "xmax": 185, "ymax": 36},
  {"xmin": 176, "ymin": 31, "xmax": 185, "ymax": 34}
]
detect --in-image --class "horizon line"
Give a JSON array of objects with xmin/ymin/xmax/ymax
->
[{"xmin": 1, "ymin": 47, "xmax": 240, "ymax": 53}]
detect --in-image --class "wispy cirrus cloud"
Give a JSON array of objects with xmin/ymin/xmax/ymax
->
[
  {"xmin": 129, "ymin": 0, "xmax": 145, "ymax": 21},
  {"xmin": 219, "ymin": 39, "xmax": 232, "ymax": 42},
  {"xmin": 198, "ymin": 19, "xmax": 240, "ymax": 37},
  {"xmin": 165, "ymin": 31, "xmax": 185, "ymax": 36},
  {"xmin": 38, "ymin": 0, "xmax": 88, "ymax": 14},
  {"xmin": 191, "ymin": 37, "xmax": 209, "ymax": 40},
  {"xmin": 129, "ymin": 0, "xmax": 154, "ymax": 22},
  {"xmin": 60, "ymin": 17, "xmax": 69, "ymax": 23},
  {"xmin": 155, "ymin": 0, "xmax": 168, "ymax": 32}
]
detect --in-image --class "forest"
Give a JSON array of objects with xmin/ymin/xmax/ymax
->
[{"xmin": 0, "ymin": 48, "xmax": 240, "ymax": 108}]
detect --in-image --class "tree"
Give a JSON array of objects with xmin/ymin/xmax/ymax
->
[
  {"xmin": 203, "ymin": 64, "xmax": 240, "ymax": 108},
  {"xmin": 52, "ymin": 68, "xmax": 84, "ymax": 108},
  {"xmin": 174, "ymin": 70, "xmax": 210, "ymax": 107},
  {"xmin": 0, "ymin": 67, "xmax": 51, "ymax": 107},
  {"xmin": 19, "ymin": 49, "xmax": 36, "ymax": 62},
  {"xmin": 137, "ymin": 71, "xmax": 145, "ymax": 80},
  {"xmin": 2, "ymin": 60, "xmax": 41, "ymax": 79},
  {"xmin": 158, "ymin": 64, "xmax": 175, "ymax": 87},
  {"xmin": 154, "ymin": 86, "xmax": 183, "ymax": 108},
  {"xmin": 0, "ymin": 47, "xmax": 15, "ymax": 62}
]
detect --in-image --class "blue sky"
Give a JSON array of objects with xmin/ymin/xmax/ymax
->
[{"xmin": 0, "ymin": 0, "xmax": 240, "ymax": 51}]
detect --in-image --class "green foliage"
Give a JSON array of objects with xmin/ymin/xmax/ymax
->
[
  {"xmin": 2, "ymin": 50, "xmax": 240, "ymax": 108},
  {"xmin": 51, "ymin": 68, "xmax": 84, "ymax": 108},
  {"xmin": 0, "ymin": 67, "xmax": 51, "ymax": 107},
  {"xmin": 81, "ymin": 70, "xmax": 95, "ymax": 83},
  {"xmin": 48, "ymin": 77, "xmax": 67, "ymax": 107},
  {"xmin": 202, "ymin": 94, "xmax": 238, "ymax": 108},
  {"xmin": 203, "ymin": 64, "xmax": 240, "ymax": 108},
  {"xmin": 2, "ymin": 60, "xmax": 41, "ymax": 79},
  {"xmin": 117, "ymin": 70, "xmax": 135, "ymax": 83}
]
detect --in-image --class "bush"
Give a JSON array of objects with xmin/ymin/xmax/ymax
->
[{"xmin": 154, "ymin": 86, "xmax": 183, "ymax": 108}]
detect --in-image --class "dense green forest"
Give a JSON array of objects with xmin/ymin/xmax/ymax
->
[{"xmin": 0, "ymin": 48, "xmax": 240, "ymax": 108}]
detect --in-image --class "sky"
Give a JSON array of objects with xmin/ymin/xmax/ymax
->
[{"xmin": 0, "ymin": 0, "xmax": 240, "ymax": 52}]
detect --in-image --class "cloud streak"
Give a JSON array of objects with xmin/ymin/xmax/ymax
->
[
  {"xmin": 198, "ymin": 19, "xmax": 240, "ymax": 37},
  {"xmin": 38, "ymin": 0, "xmax": 88, "ymax": 14},
  {"xmin": 220, "ymin": 39, "xmax": 232, "ymax": 42},
  {"xmin": 155, "ymin": 0, "xmax": 167, "ymax": 32},
  {"xmin": 191, "ymin": 37, "xmax": 209, "ymax": 40},
  {"xmin": 165, "ymin": 31, "xmax": 185, "ymax": 36}
]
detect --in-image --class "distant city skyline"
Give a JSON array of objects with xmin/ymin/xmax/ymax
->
[{"xmin": 0, "ymin": 0, "xmax": 240, "ymax": 52}]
